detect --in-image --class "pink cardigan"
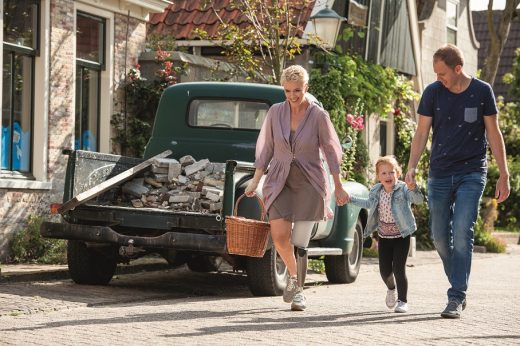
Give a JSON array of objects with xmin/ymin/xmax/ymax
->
[{"xmin": 254, "ymin": 100, "xmax": 343, "ymax": 216}]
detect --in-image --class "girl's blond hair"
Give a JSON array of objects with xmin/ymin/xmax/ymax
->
[{"xmin": 375, "ymin": 155, "xmax": 402, "ymax": 177}]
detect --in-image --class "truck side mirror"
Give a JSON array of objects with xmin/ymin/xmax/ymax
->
[{"xmin": 342, "ymin": 136, "xmax": 353, "ymax": 151}]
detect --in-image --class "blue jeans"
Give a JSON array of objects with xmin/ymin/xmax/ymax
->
[{"xmin": 428, "ymin": 172, "xmax": 486, "ymax": 303}]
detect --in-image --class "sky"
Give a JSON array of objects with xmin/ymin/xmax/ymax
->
[{"xmin": 471, "ymin": 0, "xmax": 520, "ymax": 11}]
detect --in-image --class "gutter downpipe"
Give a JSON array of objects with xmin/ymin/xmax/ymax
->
[{"xmin": 407, "ymin": 0, "xmax": 424, "ymax": 95}]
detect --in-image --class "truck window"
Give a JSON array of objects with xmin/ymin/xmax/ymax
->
[{"xmin": 188, "ymin": 99, "xmax": 269, "ymax": 130}]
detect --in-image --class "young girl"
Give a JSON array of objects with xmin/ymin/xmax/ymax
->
[{"xmin": 347, "ymin": 156, "xmax": 423, "ymax": 313}]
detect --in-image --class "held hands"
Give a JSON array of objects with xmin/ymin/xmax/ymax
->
[
  {"xmin": 335, "ymin": 187, "xmax": 350, "ymax": 206},
  {"xmin": 405, "ymin": 168, "xmax": 417, "ymax": 190}
]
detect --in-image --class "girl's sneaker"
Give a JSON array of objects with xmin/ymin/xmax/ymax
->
[
  {"xmin": 394, "ymin": 300, "xmax": 408, "ymax": 313},
  {"xmin": 386, "ymin": 288, "xmax": 397, "ymax": 309}
]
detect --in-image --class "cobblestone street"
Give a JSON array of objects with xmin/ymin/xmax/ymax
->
[{"xmin": 0, "ymin": 246, "xmax": 519, "ymax": 345}]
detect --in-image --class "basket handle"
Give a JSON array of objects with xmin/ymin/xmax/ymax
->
[{"xmin": 234, "ymin": 194, "xmax": 267, "ymax": 222}]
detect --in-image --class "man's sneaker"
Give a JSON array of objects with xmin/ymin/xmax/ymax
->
[
  {"xmin": 462, "ymin": 299, "xmax": 467, "ymax": 311},
  {"xmin": 394, "ymin": 300, "xmax": 408, "ymax": 313},
  {"xmin": 386, "ymin": 288, "xmax": 397, "ymax": 309},
  {"xmin": 441, "ymin": 299, "xmax": 463, "ymax": 319},
  {"xmin": 291, "ymin": 289, "xmax": 306, "ymax": 311},
  {"xmin": 283, "ymin": 276, "xmax": 298, "ymax": 303}
]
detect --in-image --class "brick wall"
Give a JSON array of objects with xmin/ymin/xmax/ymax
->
[
  {"xmin": 111, "ymin": 13, "xmax": 147, "ymax": 154},
  {"xmin": 0, "ymin": 1, "xmax": 150, "ymax": 261}
]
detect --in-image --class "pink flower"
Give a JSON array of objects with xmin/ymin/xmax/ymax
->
[
  {"xmin": 155, "ymin": 50, "xmax": 170, "ymax": 62},
  {"xmin": 346, "ymin": 113, "xmax": 354, "ymax": 124}
]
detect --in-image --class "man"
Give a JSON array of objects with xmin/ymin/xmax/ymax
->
[{"xmin": 405, "ymin": 44, "xmax": 510, "ymax": 319}]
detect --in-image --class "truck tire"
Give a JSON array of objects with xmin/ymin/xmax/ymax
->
[
  {"xmin": 67, "ymin": 240, "xmax": 117, "ymax": 285},
  {"xmin": 324, "ymin": 218, "xmax": 363, "ymax": 284},
  {"xmin": 246, "ymin": 247, "xmax": 286, "ymax": 296},
  {"xmin": 187, "ymin": 255, "xmax": 223, "ymax": 272}
]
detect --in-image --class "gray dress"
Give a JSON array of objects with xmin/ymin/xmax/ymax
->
[{"xmin": 268, "ymin": 130, "xmax": 324, "ymax": 221}]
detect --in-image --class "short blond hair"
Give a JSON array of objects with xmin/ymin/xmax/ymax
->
[
  {"xmin": 280, "ymin": 65, "xmax": 309, "ymax": 85},
  {"xmin": 375, "ymin": 155, "xmax": 402, "ymax": 177}
]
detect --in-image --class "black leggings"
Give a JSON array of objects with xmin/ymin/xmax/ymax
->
[{"xmin": 378, "ymin": 236, "xmax": 410, "ymax": 303}]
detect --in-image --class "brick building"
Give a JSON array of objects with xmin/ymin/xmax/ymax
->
[{"xmin": 0, "ymin": 0, "xmax": 167, "ymax": 260}]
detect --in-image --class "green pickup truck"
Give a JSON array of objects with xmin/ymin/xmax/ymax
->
[{"xmin": 41, "ymin": 82, "xmax": 369, "ymax": 296}]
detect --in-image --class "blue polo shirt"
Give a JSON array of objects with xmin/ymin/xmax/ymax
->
[{"xmin": 417, "ymin": 78, "xmax": 497, "ymax": 177}]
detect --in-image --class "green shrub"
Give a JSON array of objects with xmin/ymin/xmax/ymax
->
[
  {"xmin": 362, "ymin": 247, "xmax": 378, "ymax": 258},
  {"xmin": 485, "ymin": 158, "xmax": 520, "ymax": 231},
  {"xmin": 484, "ymin": 236, "xmax": 507, "ymax": 253},
  {"xmin": 474, "ymin": 215, "xmax": 507, "ymax": 253},
  {"xmin": 10, "ymin": 216, "xmax": 67, "ymax": 264},
  {"xmin": 308, "ymin": 258, "xmax": 325, "ymax": 273},
  {"xmin": 413, "ymin": 203, "xmax": 434, "ymax": 250}
]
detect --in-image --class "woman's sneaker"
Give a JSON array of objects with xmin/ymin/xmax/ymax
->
[
  {"xmin": 394, "ymin": 300, "xmax": 408, "ymax": 313},
  {"xmin": 283, "ymin": 276, "xmax": 298, "ymax": 303},
  {"xmin": 291, "ymin": 289, "xmax": 306, "ymax": 311},
  {"xmin": 386, "ymin": 288, "xmax": 397, "ymax": 309}
]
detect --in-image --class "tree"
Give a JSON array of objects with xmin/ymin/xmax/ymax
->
[
  {"xmin": 480, "ymin": 0, "xmax": 520, "ymax": 85},
  {"xmin": 195, "ymin": 0, "xmax": 313, "ymax": 84}
]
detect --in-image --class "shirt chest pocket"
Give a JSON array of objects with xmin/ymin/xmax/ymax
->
[{"xmin": 464, "ymin": 107, "xmax": 478, "ymax": 123}]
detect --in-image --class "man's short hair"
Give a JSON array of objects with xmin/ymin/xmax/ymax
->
[{"xmin": 433, "ymin": 44, "xmax": 465, "ymax": 69}]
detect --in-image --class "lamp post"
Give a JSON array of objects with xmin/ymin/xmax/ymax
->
[{"xmin": 309, "ymin": 6, "xmax": 346, "ymax": 50}]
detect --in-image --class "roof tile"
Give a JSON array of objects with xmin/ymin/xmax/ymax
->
[
  {"xmin": 149, "ymin": 0, "xmax": 315, "ymax": 40},
  {"xmin": 472, "ymin": 10, "xmax": 520, "ymax": 101}
]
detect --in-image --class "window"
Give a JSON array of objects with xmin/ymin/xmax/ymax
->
[
  {"xmin": 188, "ymin": 99, "xmax": 270, "ymax": 130},
  {"xmin": 75, "ymin": 12, "xmax": 105, "ymax": 151},
  {"xmin": 2, "ymin": 0, "xmax": 40, "ymax": 173},
  {"xmin": 447, "ymin": 0, "xmax": 458, "ymax": 45}
]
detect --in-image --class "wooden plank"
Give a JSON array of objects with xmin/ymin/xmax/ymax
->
[{"xmin": 58, "ymin": 150, "xmax": 173, "ymax": 214}]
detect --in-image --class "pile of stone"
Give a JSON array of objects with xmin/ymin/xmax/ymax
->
[{"xmin": 114, "ymin": 155, "xmax": 226, "ymax": 213}]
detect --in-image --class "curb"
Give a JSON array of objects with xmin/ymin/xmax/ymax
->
[{"xmin": 0, "ymin": 261, "xmax": 171, "ymax": 284}]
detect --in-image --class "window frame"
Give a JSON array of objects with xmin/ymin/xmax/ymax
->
[
  {"xmin": 75, "ymin": 10, "xmax": 106, "ymax": 152},
  {"xmin": 74, "ymin": 3, "xmax": 114, "ymax": 154},
  {"xmin": 1, "ymin": 1, "xmax": 40, "ymax": 177},
  {"xmin": 446, "ymin": 0, "xmax": 459, "ymax": 45}
]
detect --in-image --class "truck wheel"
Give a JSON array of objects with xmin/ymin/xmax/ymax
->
[
  {"xmin": 67, "ymin": 240, "xmax": 117, "ymax": 285},
  {"xmin": 324, "ymin": 218, "xmax": 363, "ymax": 284},
  {"xmin": 246, "ymin": 247, "xmax": 286, "ymax": 296},
  {"xmin": 187, "ymin": 255, "xmax": 223, "ymax": 272}
]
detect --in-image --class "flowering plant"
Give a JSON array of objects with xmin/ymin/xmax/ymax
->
[
  {"xmin": 345, "ymin": 113, "xmax": 365, "ymax": 131},
  {"xmin": 112, "ymin": 48, "xmax": 186, "ymax": 156}
]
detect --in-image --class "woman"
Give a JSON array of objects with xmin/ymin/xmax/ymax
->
[{"xmin": 245, "ymin": 65, "xmax": 348, "ymax": 311}]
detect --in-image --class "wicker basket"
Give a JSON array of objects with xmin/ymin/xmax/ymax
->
[{"xmin": 225, "ymin": 194, "xmax": 270, "ymax": 257}]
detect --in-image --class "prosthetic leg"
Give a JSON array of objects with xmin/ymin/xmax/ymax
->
[
  {"xmin": 290, "ymin": 221, "xmax": 314, "ymax": 311},
  {"xmin": 296, "ymin": 246, "xmax": 308, "ymax": 288}
]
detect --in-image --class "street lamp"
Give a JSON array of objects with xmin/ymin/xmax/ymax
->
[{"xmin": 309, "ymin": 6, "xmax": 346, "ymax": 50}]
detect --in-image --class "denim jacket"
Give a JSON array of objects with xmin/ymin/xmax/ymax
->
[{"xmin": 350, "ymin": 180, "xmax": 424, "ymax": 238}]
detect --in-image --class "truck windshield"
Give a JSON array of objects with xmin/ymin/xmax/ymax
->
[{"xmin": 188, "ymin": 99, "xmax": 270, "ymax": 130}]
